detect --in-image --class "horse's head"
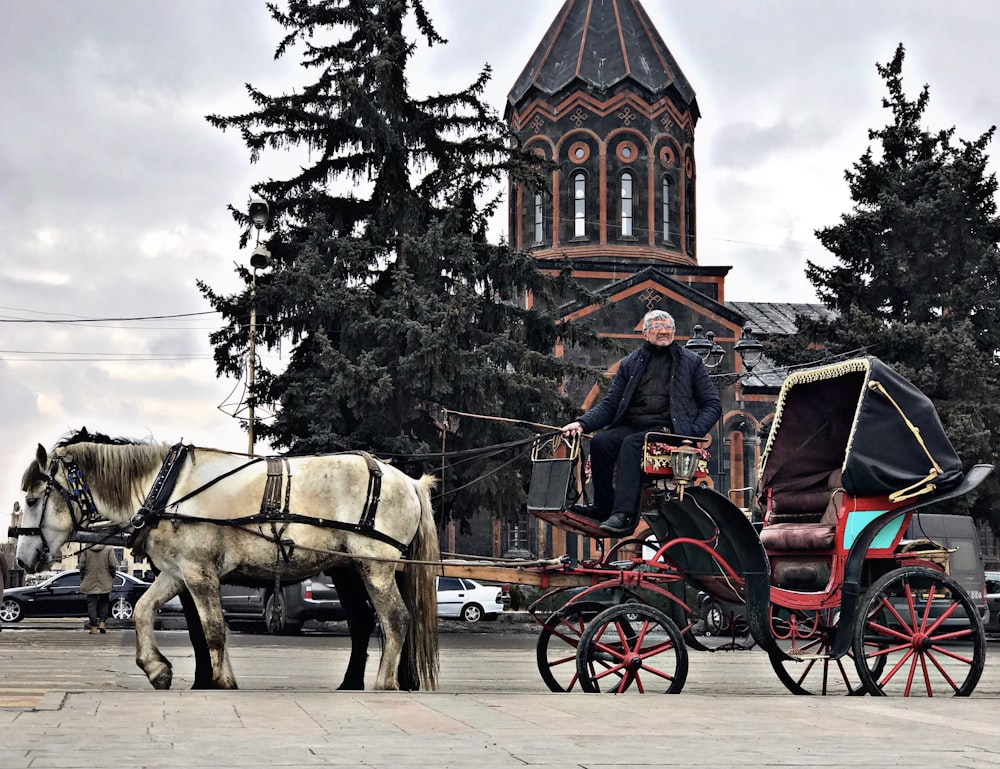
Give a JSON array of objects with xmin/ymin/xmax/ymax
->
[
  {"xmin": 15, "ymin": 443, "xmax": 77, "ymax": 572},
  {"xmin": 15, "ymin": 429, "xmax": 172, "ymax": 571}
]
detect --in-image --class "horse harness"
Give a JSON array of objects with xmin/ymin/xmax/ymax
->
[{"xmin": 126, "ymin": 444, "xmax": 406, "ymax": 557}]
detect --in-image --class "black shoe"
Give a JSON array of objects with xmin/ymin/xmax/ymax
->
[
  {"xmin": 569, "ymin": 503, "xmax": 606, "ymax": 522},
  {"xmin": 599, "ymin": 512, "xmax": 637, "ymax": 536}
]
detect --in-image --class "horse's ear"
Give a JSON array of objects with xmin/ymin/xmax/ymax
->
[
  {"xmin": 79, "ymin": 426, "xmax": 89, "ymax": 438},
  {"xmin": 36, "ymin": 444, "xmax": 48, "ymax": 467}
]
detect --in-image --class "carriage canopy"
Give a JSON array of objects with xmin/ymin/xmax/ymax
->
[{"xmin": 759, "ymin": 357, "xmax": 964, "ymax": 505}]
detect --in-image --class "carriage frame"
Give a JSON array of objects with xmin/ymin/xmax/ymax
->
[{"xmin": 520, "ymin": 356, "xmax": 992, "ymax": 696}]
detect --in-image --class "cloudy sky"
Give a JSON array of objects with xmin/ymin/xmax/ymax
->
[{"xmin": 3, "ymin": 1, "xmax": 1000, "ymax": 533}]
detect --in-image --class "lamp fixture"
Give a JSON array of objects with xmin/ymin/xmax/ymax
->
[
  {"xmin": 704, "ymin": 331, "xmax": 725, "ymax": 370},
  {"xmin": 669, "ymin": 440, "xmax": 700, "ymax": 501},
  {"xmin": 248, "ymin": 196, "xmax": 270, "ymax": 231},
  {"xmin": 250, "ymin": 245, "xmax": 271, "ymax": 269},
  {"xmin": 734, "ymin": 325, "xmax": 764, "ymax": 372},
  {"xmin": 685, "ymin": 324, "xmax": 713, "ymax": 362}
]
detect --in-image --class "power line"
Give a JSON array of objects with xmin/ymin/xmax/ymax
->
[
  {"xmin": 0, "ymin": 353, "xmax": 214, "ymax": 363},
  {"xmin": 0, "ymin": 310, "xmax": 219, "ymax": 324}
]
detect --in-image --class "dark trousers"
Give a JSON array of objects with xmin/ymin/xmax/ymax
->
[
  {"xmin": 589, "ymin": 425, "xmax": 654, "ymax": 519},
  {"xmin": 87, "ymin": 594, "xmax": 110, "ymax": 627}
]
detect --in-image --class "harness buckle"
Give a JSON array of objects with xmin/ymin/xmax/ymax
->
[{"xmin": 131, "ymin": 512, "xmax": 148, "ymax": 529}]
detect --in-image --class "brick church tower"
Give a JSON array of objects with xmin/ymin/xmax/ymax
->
[
  {"xmin": 506, "ymin": 0, "xmax": 707, "ymax": 278},
  {"xmin": 491, "ymin": 0, "xmax": 832, "ymax": 559},
  {"xmin": 505, "ymin": 0, "xmax": 751, "ymax": 446}
]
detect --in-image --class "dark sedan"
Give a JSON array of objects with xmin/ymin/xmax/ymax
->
[{"xmin": 0, "ymin": 569, "xmax": 152, "ymax": 623}]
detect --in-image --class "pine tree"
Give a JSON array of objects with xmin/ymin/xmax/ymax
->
[
  {"xmin": 770, "ymin": 44, "xmax": 1000, "ymax": 525},
  {"xmin": 198, "ymin": 0, "xmax": 595, "ymax": 531}
]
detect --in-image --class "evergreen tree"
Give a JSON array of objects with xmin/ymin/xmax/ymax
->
[
  {"xmin": 769, "ymin": 44, "xmax": 1000, "ymax": 525},
  {"xmin": 198, "ymin": 0, "xmax": 595, "ymax": 530}
]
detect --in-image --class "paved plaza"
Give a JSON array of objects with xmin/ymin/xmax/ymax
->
[{"xmin": 0, "ymin": 623, "xmax": 998, "ymax": 768}]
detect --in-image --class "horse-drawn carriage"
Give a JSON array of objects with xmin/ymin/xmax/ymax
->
[
  {"xmin": 11, "ymin": 356, "xmax": 991, "ymax": 697},
  {"xmin": 524, "ymin": 356, "xmax": 991, "ymax": 696}
]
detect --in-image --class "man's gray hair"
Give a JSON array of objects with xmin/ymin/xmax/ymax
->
[{"xmin": 642, "ymin": 310, "xmax": 675, "ymax": 331}]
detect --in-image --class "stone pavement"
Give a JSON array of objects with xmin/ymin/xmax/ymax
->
[
  {"xmin": 1, "ymin": 689, "xmax": 999, "ymax": 768},
  {"xmin": 0, "ymin": 624, "xmax": 998, "ymax": 768}
]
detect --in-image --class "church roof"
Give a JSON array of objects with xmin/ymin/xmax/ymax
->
[
  {"xmin": 726, "ymin": 301, "xmax": 837, "ymax": 336},
  {"xmin": 507, "ymin": 0, "xmax": 697, "ymax": 114},
  {"xmin": 726, "ymin": 301, "xmax": 839, "ymax": 390}
]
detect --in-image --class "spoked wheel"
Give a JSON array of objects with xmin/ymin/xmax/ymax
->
[
  {"xmin": 852, "ymin": 566, "xmax": 986, "ymax": 696},
  {"xmin": 769, "ymin": 606, "xmax": 873, "ymax": 695},
  {"xmin": 535, "ymin": 601, "xmax": 607, "ymax": 692},
  {"xmin": 575, "ymin": 604, "xmax": 688, "ymax": 694}
]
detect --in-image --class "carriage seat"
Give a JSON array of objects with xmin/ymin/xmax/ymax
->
[{"xmin": 759, "ymin": 470, "xmax": 843, "ymax": 552}]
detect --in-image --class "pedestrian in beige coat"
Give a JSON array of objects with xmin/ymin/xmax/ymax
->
[{"xmin": 79, "ymin": 544, "xmax": 119, "ymax": 633}]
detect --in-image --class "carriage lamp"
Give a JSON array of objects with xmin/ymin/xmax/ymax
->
[
  {"xmin": 248, "ymin": 197, "xmax": 270, "ymax": 231},
  {"xmin": 734, "ymin": 325, "xmax": 764, "ymax": 372},
  {"xmin": 670, "ymin": 440, "xmax": 701, "ymax": 500}
]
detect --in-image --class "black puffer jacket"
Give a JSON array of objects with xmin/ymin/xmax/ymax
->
[{"xmin": 577, "ymin": 343, "xmax": 722, "ymax": 437}]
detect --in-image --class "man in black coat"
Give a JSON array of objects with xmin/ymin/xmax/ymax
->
[{"xmin": 561, "ymin": 310, "xmax": 722, "ymax": 535}]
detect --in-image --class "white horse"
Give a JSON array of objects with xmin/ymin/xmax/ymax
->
[{"xmin": 15, "ymin": 429, "xmax": 439, "ymax": 691}]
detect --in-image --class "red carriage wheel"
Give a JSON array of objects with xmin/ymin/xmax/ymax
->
[
  {"xmin": 852, "ymin": 566, "xmax": 986, "ymax": 696},
  {"xmin": 575, "ymin": 604, "xmax": 688, "ymax": 694},
  {"xmin": 769, "ymin": 606, "xmax": 873, "ymax": 695},
  {"xmin": 535, "ymin": 601, "xmax": 608, "ymax": 692}
]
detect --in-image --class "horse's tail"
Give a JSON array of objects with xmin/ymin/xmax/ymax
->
[{"xmin": 402, "ymin": 473, "xmax": 440, "ymax": 690}]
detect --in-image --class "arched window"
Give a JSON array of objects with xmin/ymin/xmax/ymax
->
[
  {"xmin": 533, "ymin": 192, "xmax": 544, "ymax": 244},
  {"xmin": 685, "ymin": 178, "xmax": 695, "ymax": 254},
  {"xmin": 621, "ymin": 172, "xmax": 634, "ymax": 237},
  {"xmin": 662, "ymin": 176, "xmax": 671, "ymax": 241},
  {"xmin": 573, "ymin": 172, "xmax": 586, "ymax": 238}
]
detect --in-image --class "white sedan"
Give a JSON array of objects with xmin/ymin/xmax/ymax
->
[{"xmin": 436, "ymin": 576, "xmax": 506, "ymax": 622}]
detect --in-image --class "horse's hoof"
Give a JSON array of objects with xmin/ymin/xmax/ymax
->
[
  {"xmin": 143, "ymin": 660, "xmax": 173, "ymax": 690},
  {"xmin": 336, "ymin": 680, "xmax": 365, "ymax": 691},
  {"xmin": 150, "ymin": 670, "xmax": 173, "ymax": 690}
]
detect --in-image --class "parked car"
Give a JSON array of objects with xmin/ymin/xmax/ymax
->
[
  {"xmin": 0, "ymin": 569, "xmax": 151, "ymax": 623},
  {"xmin": 985, "ymin": 571, "xmax": 1000, "ymax": 636},
  {"xmin": 436, "ymin": 576, "xmax": 505, "ymax": 622},
  {"xmin": 159, "ymin": 572, "xmax": 347, "ymax": 635},
  {"xmin": 902, "ymin": 513, "xmax": 989, "ymax": 627}
]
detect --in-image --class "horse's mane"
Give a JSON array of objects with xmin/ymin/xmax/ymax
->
[
  {"xmin": 55, "ymin": 427, "xmax": 144, "ymax": 449},
  {"xmin": 54, "ymin": 428, "xmax": 173, "ymax": 511}
]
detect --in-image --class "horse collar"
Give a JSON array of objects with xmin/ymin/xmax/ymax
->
[{"xmin": 131, "ymin": 443, "xmax": 190, "ymax": 530}]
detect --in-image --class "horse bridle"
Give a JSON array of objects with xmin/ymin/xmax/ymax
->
[{"xmin": 12, "ymin": 456, "xmax": 105, "ymax": 559}]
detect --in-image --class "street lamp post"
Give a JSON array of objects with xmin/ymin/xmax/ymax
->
[
  {"xmin": 685, "ymin": 323, "xmax": 763, "ymax": 492},
  {"xmin": 247, "ymin": 197, "xmax": 270, "ymax": 457}
]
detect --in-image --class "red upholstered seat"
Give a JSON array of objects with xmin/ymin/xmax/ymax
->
[
  {"xmin": 759, "ymin": 522, "xmax": 837, "ymax": 551},
  {"xmin": 760, "ymin": 473, "xmax": 843, "ymax": 552}
]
